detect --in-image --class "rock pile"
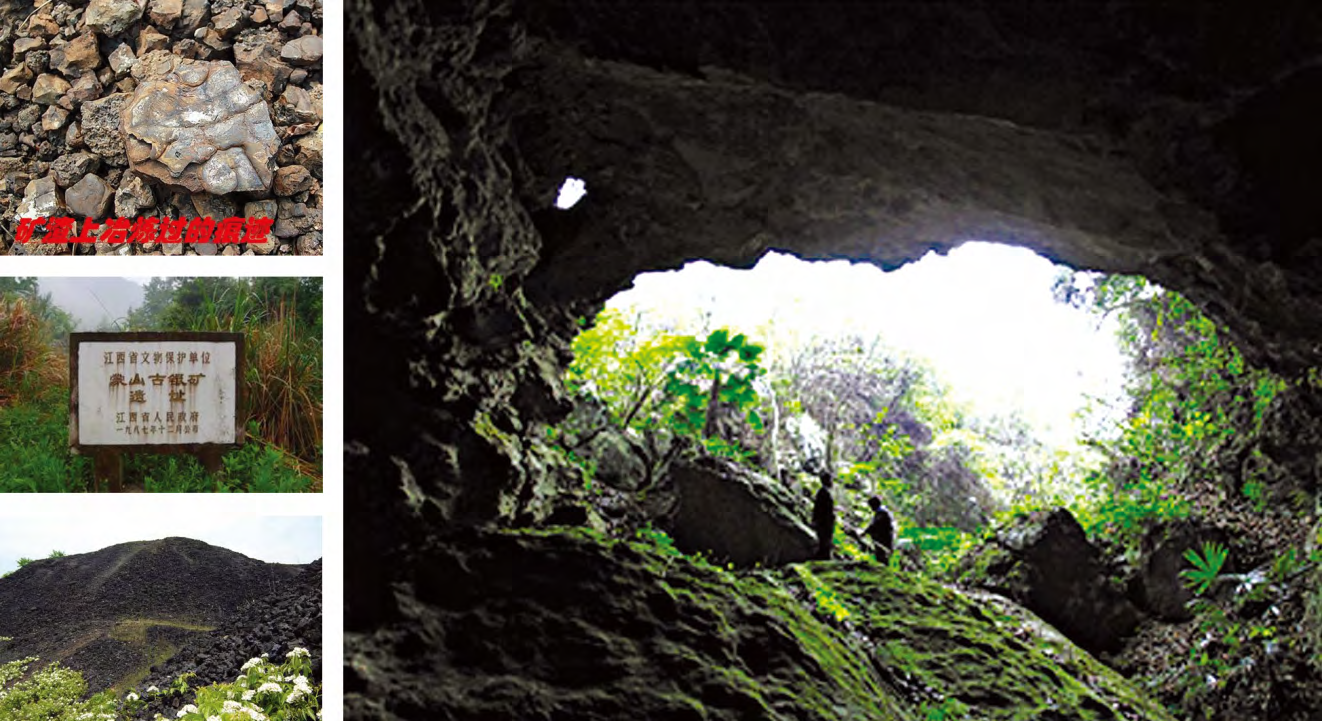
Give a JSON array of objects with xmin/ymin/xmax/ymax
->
[
  {"xmin": 132, "ymin": 559, "xmax": 322, "ymax": 719},
  {"xmin": 0, "ymin": 0, "xmax": 323, "ymax": 255}
]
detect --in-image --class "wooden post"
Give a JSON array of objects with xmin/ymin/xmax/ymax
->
[
  {"xmin": 198, "ymin": 448, "xmax": 224, "ymax": 491},
  {"xmin": 93, "ymin": 450, "xmax": 122, "ymax": 493}
]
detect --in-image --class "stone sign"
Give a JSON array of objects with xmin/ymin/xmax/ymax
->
[{"xmin": 70, "ymin": 332, "xmax": 245, "ymax": 452}]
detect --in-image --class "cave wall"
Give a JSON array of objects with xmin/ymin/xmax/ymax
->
[{"xmin": 346, "ymin": 0, "xmax": 1322, "ymax": 607}]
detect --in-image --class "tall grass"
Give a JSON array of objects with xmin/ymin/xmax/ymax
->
[
  {"xmin": 183, "ymin": 285, "xmax": 323, "ymax": 469},
  {"xmin": 0, "ymin": 297, "xmax": 66, "ymax": 406}
]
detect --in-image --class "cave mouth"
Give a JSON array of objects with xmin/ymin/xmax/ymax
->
[{"xmin": 558, "ymin": 242, "xmax": 1143, "ymax": 540}]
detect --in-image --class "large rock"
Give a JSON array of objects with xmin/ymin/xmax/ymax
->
[
  {"xmin": 1137, "ymin": 521, "xmax": 1231, "ymax": 622},
  {"xmin": 962, "ymin": 508, "xmax": 1140, "ymax": 655},
  {"xmin": 15, "ymin": 175, "xmax": 63, "ymax": 220},
  {"xmin": 122, "ymin": 52, "xmax": 280, "ymax": 194},
  {"xmin": 65, "ymin": 174, "xmax": 113, "ymax": 218},
  {"xmin": 662, "ymin": 456, "xmax": 816, "ymax": 567},
  {"xmin": 84, "ymin": 0, "xmax": 144, "ymax": 37}
]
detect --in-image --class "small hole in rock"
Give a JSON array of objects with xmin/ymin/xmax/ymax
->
[{"xmin": 555, "ymin": 177, "xmax": 587, "ymax": 209}]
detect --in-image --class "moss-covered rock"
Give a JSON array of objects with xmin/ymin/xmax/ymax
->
[{"xmin": 345, "ymin": 527, "xmax": 1174, "ymax": 720}]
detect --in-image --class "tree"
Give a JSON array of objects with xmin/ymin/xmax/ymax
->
[{"xmin": 125, "ymin": 278, "xmax": 180, "ymax": 330}]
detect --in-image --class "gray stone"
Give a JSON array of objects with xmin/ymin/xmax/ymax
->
[
  {"xmin": 272, "ymin": 198, "xmax": 308, "ymax": 237},
  {"xmin": 123, "ymin": 53, "xmax": 280, "ymax": 194},
  {"xmin": 65, "ymin": 173, "xmax": 113, "ymax": 217},
  {"xmin": 31, "ymin": 73, "xmax": 70, "ymax": 105},
  {"xmin": 50, "ymin": 152, "xmax": 101, "ymax": 188},
  {"xmin": 12, "ymin": 38, "xmax": 45, "ymax": 60},
  {"xmin": 114, "ymin": 173, "xmax": 155, "ymax": 217},
  {"xmin": 663, "ymin": 456, "xmax": 818, "ymax": 567},
  {"xmin": 179, "ymin": 0, "xmax": 210, "ymax": 34},
  {"xmin": 64, "ymin": 120, "xmax": 83, "ymax": 148},
  {"xmin": 243, "ymin": 199, "xmax": 278, "ymax": 254},
  {"xmin": 79, "ymin": 93, "xmax": 130, "ymax": 164},
  {"xmin": 296, "ymin": 230, "xmax": 321, "ymax": 254},
  {"xmin": 293, "ymin": 128, "xmax": 322, "ymax": 172},
  {"xmin": 15, "ymin": 175, "xmax": 63, "ymax": 219},
  {"xmin": 41, "ymin": 105, "xmax": 69, "ymax": 132},
  {"xmin": 85, "ymin": 0, "xmax": 145, "ymax": 37},
  {"xmin": 108, "ymin": 44, "xmax": 137, "ymax": 76},
  {"xmin": 68, "ymin": 73, "xmax": 104, "ymax": 106},
  {"xmin": 967, "ymin": 509, "xmax": 1140, "ymax": 655},
  {"xmin": 279, "ymin": 35, "xmax": 322, "ymax": 66}
]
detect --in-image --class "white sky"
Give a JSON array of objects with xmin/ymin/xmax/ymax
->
[
  {"xmin": 607, "ymin": 242, "xmax": 1127, "ymax": 446},
  {"xmin": 0, "ymin": 515, "xmax": 322, "ymax": 573}
]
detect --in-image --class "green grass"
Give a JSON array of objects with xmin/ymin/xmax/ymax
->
[
  {"xmin": 0, "ymin": 392, "xmax": 315, "ymax": 493},
  {"xmin": 107, "ymin": 618, "xmax": 216, "ymax": 694}
]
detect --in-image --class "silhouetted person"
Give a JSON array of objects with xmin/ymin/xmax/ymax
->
[
  {"xmin": 812, "ymin": 473, "xmax": 835, "ymax": 561},
  {"xmin": 865, "ymin": 496, "xmax": 896, "ymax": 565}
]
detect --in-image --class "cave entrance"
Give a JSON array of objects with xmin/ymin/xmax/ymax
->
[{"xmin": 556, "ymin": 240, "xmax": 1259, "ymax": 567}]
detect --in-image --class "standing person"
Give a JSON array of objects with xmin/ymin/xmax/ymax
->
[
  {"xmin": 865, "ymin": 497, "xmax": 896, "ymax": 565},
  {"xmin": 812, "ymin": 473, "xmax": 835, "ymax": 561}
]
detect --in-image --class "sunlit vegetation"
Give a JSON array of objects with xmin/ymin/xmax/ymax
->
[
  {"xmin": 0, "ymin": 638, "xmax": 321, "ymax": 721},
  {"xmin": 0, "ymin": 278, "xmax": 322, "ymax": 492},
  {"xmin": 557, "ymin": 253, "xmax": 1322, "ymax": 717}
]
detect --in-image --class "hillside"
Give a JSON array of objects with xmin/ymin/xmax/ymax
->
[{"xmin": 0, "ymin": 537, "xmax": 310, "ymax": 694}]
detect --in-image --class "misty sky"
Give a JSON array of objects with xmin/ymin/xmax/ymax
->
[
  {"xmin": 0, "ymin": 515, "xmax": 322, "ymax": 574},
  {"xmin": 606, "ymin": 242, "xmax": 1128, "ymax": 447},
  {"xmin": 36, "ymin": 277, "xmax": 145, "ymax": 330}
]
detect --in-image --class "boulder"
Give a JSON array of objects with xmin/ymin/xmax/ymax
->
[
  {"xmin": 1137, "ymin": 521, "xmax": 1230, "ymax": 622},
  {"xmin": 963, "ymin": 508, "xmax": 1140, "ymax": 655},
  {"xmin": 662, "ymin": 456, "xmax": 816, "ymax": 567}
]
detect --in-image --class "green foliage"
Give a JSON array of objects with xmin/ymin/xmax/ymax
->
[
  {"xmin": 919, "ymin": 697, "xmax": 972, "ymax": 721},
  {"xmin": 0, "ymin": 656, "xmax": 117, "ymax": 720},
  {"xmin": 1060, "ymin": 272, "xmax": 1284, "ymax": 548},
  {"xmin": 567, "ymin": 309, "xmax": 767, "ymax": 463},
  {"xmin": 0, "ymin": 278, "xmax": 322, "ymax": 491},
  {"xmin": 0, "ymin": 648, "xmax": 320, "ymax": 721},
  {"xmin": 902, "ymin": 526, "xmax": 977, "ymax": 576},
  {"xmin": 47, "ymin": 549, "xmax": 65, "ymax": 558},
  {"xmin": 154, "ymin": 648, "xmax": 320, "ymax": 721},
  {"xmin": 1181, "ymin": 541, "xmax": 1229, "ymax": 596},
  {"xmin": 793, "ymin": 564, "xmax": 852, "ymax": 622},
  {"xmin": 0, "ymin": 388, "xmax": 310, "ymax": 492}
]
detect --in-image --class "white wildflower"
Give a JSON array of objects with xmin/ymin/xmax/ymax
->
[
  {"xmin": 240, "ymin": 657, "xmax": 263, "ymax": 671},
  {"xmin": 257, "ymin": 681, "xmax": 282, "ymax": 694},
  {"xmin": 126, "ymin": 691, "xmax": 139, "ymax": 701},
  {"xmin": 242, "ymin": 690, "xmax": 256, "ymax": 701},
  {"xmin": 176, "ymin": 705, "xmax": 199, "ymax": 718},
  {"xmin": 147, "ymin": 685, "xmax": 159, "ymax": 693},
  {"xmin": 286, "ymin": 647, "xmax": 310, "ymax": 659}
]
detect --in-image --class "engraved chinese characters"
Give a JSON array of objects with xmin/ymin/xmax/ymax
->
[{"xmin": 71, "ymin": 334, "xmax": 241, "ymax": 447}]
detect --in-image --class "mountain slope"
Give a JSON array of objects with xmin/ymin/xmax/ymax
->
[{"xmin": 0, "ymin": 537, "xmax": 307, "ymax": 693}]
